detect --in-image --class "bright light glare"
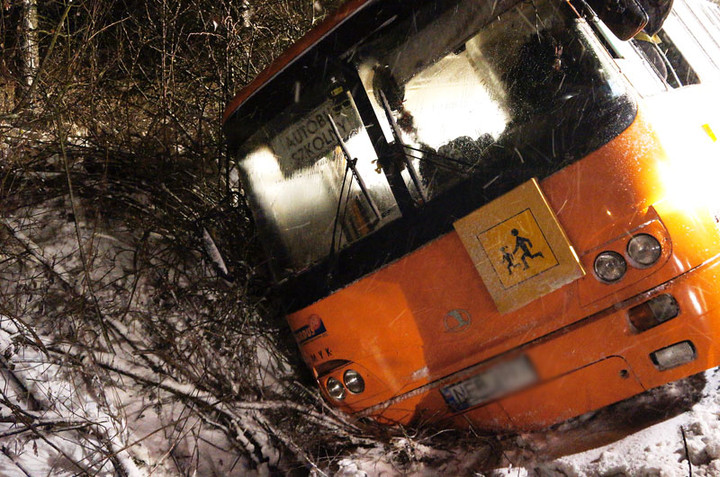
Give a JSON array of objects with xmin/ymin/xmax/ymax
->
[
  {"xmin": 402, "ymin": 54, "xmax": 509, "ymax": 150},
  {"xmin": 240, "ymin": 146, "xmax": 335, "ymax": 264},
  {"xmin": 240, "ymin": 129, "xmax": 396, "ymax": 268},
  {"xmin": 242, "ymin": 145, "xmax": 334, "ymax": 224},
  {"xmin": 651, "ymin": 94, "xmax": 720, "ymax": 213},
  {"xmin": 346, "ymin": 132, "xmax": 387, "ymax": 190},
  {"xmin": 686, "ymin": 288, "xmax": 705, "ymax": 316},
  {"xmin": 657, "ymin": 143, "xmax": 720, "ymax": 212}
]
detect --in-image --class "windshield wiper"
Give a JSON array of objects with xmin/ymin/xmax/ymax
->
[
  {"xmin": 378, "ymin": 89, "xmax": 427, "ymax": 203},
  {"xmin": 329, "ymin": 157, "xmax": 353, "ymax": 258},
  {"xmin": 326, "ymin": 114, "xmax": 382, "ymax": 222},
  {"xmin": 401, "ymin": 143, "xmax": 479, "ymax": 172}
]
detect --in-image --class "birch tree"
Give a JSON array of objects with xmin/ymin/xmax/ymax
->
[{"xmin": 19, "ymin": 0, "xmax": 39, "ymax": 88}]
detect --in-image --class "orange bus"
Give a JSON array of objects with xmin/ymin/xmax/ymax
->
[{"xmin": 223, "ymin": 0, "xmax": 720, "ymax": 431}]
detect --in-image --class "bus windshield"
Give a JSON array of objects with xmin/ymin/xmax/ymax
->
[
  {"xmin": 237, "ymin": 0, "xmax": 636, "ymax": 277},
  {"xmin": 354, "ymin": 0, "xmax": 636, "ymax": 200},
  {"xmin": 237, "ymin": 76, "xmax": 401, "ymax": 275}
]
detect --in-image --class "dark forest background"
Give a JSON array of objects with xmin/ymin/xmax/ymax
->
[{"xmin": 0, "ymin": 1, "xmax": 453, "ymax": 475}]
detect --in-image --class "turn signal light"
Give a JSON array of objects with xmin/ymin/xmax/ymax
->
[{"xmin": 629, "ymin": 294, "xmax": 679, "ymax": 331}]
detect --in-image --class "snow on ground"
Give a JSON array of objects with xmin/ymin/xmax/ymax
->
[
  {"xmin": 0, "ymin": 199, "xmax": 279, "ymax": 476},
  {"xmin": 0, "ymin": 312, "xmax": 264, "ymax": 476},
  {"xmin": 0, "ymin": 319, "xmax": 138, "ymax": 476},
  {"xmin": 526, "ymin": 372, "xmax": 720, "ymax": 476}
]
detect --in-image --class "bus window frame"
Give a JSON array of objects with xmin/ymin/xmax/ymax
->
[
  {"xmin": 586, "ymin": 14, "xmax": 675, "ymax": 96},
  {"xmin": 348, "ymin": 1, "xmax": 639, "ymax": 205},
  {"xmin": 662, "ymin": 0, "xmax": 720, "ymax": 82}
]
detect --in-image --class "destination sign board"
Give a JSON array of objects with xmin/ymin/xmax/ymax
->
[{"xmin": 271, "ymin": 94, "xmax": 362, "ymax": 175}]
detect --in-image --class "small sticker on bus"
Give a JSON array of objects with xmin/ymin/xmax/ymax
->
[
  {"xmin": 294, "ymin": 314, "xmax": 327, "ymax": 344},
  {"xmin": 702, "ymin": 123, "xmax": 717, "ymax": 142}
]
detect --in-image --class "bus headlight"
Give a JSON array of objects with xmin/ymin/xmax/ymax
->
[
  {"xmin": 627, "ymin": 234, "xmax": 662, "ymax": 267},
  {"xmin": 594, "ymin": 251, "xmax": 627, "ymax": 282},
  {"xmin": 326, "ymin": 377, "xmax": 346, "ymax": 400},
  {"xmin": 343, "ymin": 369, "xmax": 365, "ymax": 394}
]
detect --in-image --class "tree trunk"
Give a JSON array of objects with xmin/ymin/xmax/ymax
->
[{"xmin": 20, "ymin": 0, "xmax": 39, "ymax": 88}]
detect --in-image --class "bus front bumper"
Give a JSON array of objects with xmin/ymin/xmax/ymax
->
[{"xmin": 361, "ymin": 252, "xmax": 720, "ymax": 431}]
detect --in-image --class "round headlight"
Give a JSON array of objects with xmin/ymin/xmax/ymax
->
[
  {"xmin": 594, "ymin": 251, "xmax": 627, "ymax": 282},
  {"xmin": 326, "ymin": 377, "xmax": 345, "ymax": 400},
  {"xmin": 343, "ymin": 369, "xmax": 365, "ymax": 394},
  {"xmin": 627, "ymin": 234, "xmax": 662, "ymax": 267}
]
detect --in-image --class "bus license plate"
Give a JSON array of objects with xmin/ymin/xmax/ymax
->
[{"xmin": 440, "ymin": 356, "xmax": 537, "ymax": 412}]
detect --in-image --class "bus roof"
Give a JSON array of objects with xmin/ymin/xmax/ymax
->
[{"xmin": 222, "ymin": 0, "xmax": 374, "ymax": 124}]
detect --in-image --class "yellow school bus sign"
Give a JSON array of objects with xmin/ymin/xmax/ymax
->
[{"xmin": 454, "ymin": 179, "xmax": 584, "ymax": 313}]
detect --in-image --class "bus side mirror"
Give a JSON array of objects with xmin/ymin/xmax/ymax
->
[
  {"xmin": 585, "ymin": 0, "xmax": 649, "ymax": 40},
  {"xmin": 637, "ymin": 0, "xmax": 674, "ymax": 35},
  {"xmin": 583, "ymin": 0, "xmax": 674, "ymax": 40}
]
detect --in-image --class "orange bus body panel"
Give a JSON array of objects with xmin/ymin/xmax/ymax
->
[{"xmin": 287, "ymin": 100, "xmax": 720, "ymax": 430}]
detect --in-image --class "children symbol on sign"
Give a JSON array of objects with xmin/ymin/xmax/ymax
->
[
  {"xmin": 501, "ymin": 246, "xmax": 521, "ymax": 275},
  {"xmin": 512, "ymin": 228, "xmax": 544, "ymax": 269}
]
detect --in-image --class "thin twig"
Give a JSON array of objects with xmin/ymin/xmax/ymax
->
[
  {"xmin": 56, "ymin": 124, "xmax": 114, "ymax": 352},
  {"xmin": 681, "ymin": 426, "xmax": 693, "ymax": 477}
]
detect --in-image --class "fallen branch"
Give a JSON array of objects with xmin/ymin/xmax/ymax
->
[
  {"xmin": 681, "ymin": 426, "xmax": 693, "ymax": 477},
  {"xmin": 0, "ymin": 324, "xmax": 143, "ymax": 477},
  {"xmin": 0, "ymin": 419, "xmax": 91, "ymax": 438},
  {"xmin": 47, "ymin": 343, "xmax": 375, "ymax": 465},
  {"xmin": 0, "ymin": 447, "xmax": 33, "ymax": 477}
]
